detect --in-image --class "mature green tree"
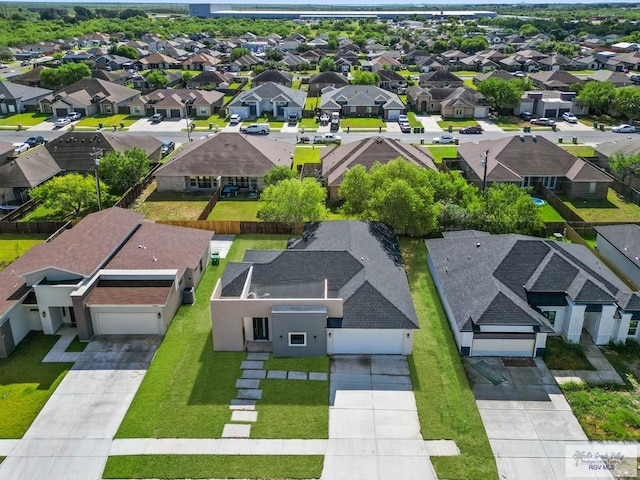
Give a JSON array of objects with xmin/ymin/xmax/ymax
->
[
  {"xmin": 352, "ymin": 70, "xmax": 379, "ymax": 85},
  {"xmin": 519, "ymin": 24, "xmax": 539, "ymax": 36},
  {"xmin": 180, "ymin": 70, "xmax": 195, "ymax": 87},
  {"xmin": 98, "ymin": 147, "xmax": 150, "ymax": 196},
  {"xmin": 339, "ymin": 164, "xmax": 372, "ymax": 215},
  {"xmin": 298, "ymin": 61, "xmax": 311, "ymax": 72},
  {"xmin": 263, "ymin": 165, "xmax": 296, "ymax": 187},
  {"xmin": 431, "ymin": 40, "xmax": 448, "ymax": 53},
  {"xmin": 257, "ymin": 178, "xmax": 328, "ymax": 222},
  {"xmin": 146, "ymin": 69, "xmax": 168, "ymax": 89},
  {"xmin": 318, "ymin": 57, "xmax": 337, "ymax": 72},
  {"xmin": 577, "ymin": 81, "xmax": 616, "ymax": 116},
  {"xmin": 609, "ymin": 152, "xmax": 640, "ymax": 185},
  {"xmin": 477, "ymin": 78, "xmax": 524, "ymax": 114},
  {"xmin": 110, "ymin": 44, "xmax": 139, "ymax": 60},
  {"xmin": 460, "ymin": 37, "xmax": 489, "ymax": 53},
  {"xmin": 265, "ymin": 49, "xmax": 284, "ymax": 61},
  {"xmin": 40, "ymin": 62, "xmax": 91, "ymax": 87},
  {"xmin": 229, "ymin": 47, "xmax": 250, "ymax": 62},
  {"xmin": 30, "ymin": 174, "xmax": 110, "ymax": 219},
  {"xmin": 475, "ymin": 183, "xmax": 544, "ymax": 235},
  {"xmin": 369, "ymin": 178, "xmax": 435, "ymax": 235},
  {"xmin": 614, "ymin": 86, "xmax": 640, "ymax": 121}
]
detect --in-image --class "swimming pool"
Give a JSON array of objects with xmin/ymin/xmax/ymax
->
[{"xmin": 531, "ymin": 197, "xmax": 545, "ymax": 206}]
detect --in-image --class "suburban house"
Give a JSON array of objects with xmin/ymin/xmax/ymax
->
[
  {"xmin": 251, "ymin": 70, "xmax": 293, "ymax": 88},
  {"xmin": 130, "ymin": 70, "xmax": 182, "ymax": 90},
  {"xmin": 319, "ymin": 137, "xmax": 437, "ymax": 202},
  {"xmin": 406, "ymin": 85, "xmax": 489, "ymax": 118},
  {"xmin": 418, "ymin": 71, "xmax": 463, "ymax": 88},
  {"xmin": 586, "ymin": 70, "xmax": 634, "ymax": 87},
  {"xmin": 377, "ymin": 69, "xmax": 407, "ymax": 91},
  {"xmin": 529, "ymin": 70, "xmax": 583, "ymax": 90},
  {"xmin": 181, "ymin": 52, "xmax": 222, "ymax": 71},
  {"xmin": 308, "ymin": 71, "xmax": 349, "ymax": 97},
  {"xmin": 515, "ymin": 90, "xmax": 588, "ymax": 118},
  {"xmin": 319, "ymin": 85, "xmax": 405, "ymax": 121},
  {"xmin": 594, "ymin": 138, "xmax": 640, "ymax": 189},
  {"xmin": 0, "ymin": 207, "xmax": 213, "ymax": 357},
  {"xmin": 227, "ymin": 82, "xmax": 306, "ymax": 121},
  {"xmin": 93, "ymin": 69, "xmax": 133, "ymax": 86},
  {"xmin": 473, "ymin": 69, "xmax": 513, "ymax": 86},
  {"xmin": 426, "ymin": 230, "xmax": 640, "ymax": 357},
  {"xmin": 230, "ymin": 53, "xmax": 264, "ymax": 72},
  {"xmin": 595, "ymin": 225, "xmax": 640, "ymax": 291},
  {"xmin": 457, "ymin": 136, "xmax": 612, "ymax": 198},
  {"xmin": 154, "ymin": 133, "xmax": 293, "ymax": 193},
  {"xmin": 94, "ymin": 54, "xmax": 133, "ymax": 71},
  {"xmin": 0, "ymin": 81, "xmax": 52, "ymax": 114},
  {"xmin": 186, "ymin": 70, "xmax": 233, "ymax": 89},
  {"xmin": 39, "ymin": 78, "xmax": 141, "ymax": 117},
  {"xmin": 129, "ymin": 89, "xmax": 225, "ymax": 118},
  {"xmin": 210, "ymin": 220, "xmax": 419, "ymax": 357},
  {"xmin": 0, "ymin": 132, "xmax": 161, "ymax": 205},
  {"xmin": 11, "ymin": 66, "xmax": 48, "ymax": 88},
  {"xmin": 135, "ymin": 52, "xmax": 179, "ymax": 70}
]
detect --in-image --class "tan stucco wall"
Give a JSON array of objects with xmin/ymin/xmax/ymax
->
[{"xmin": 156, "ymin": 175, "xmax": 187, "ymax": 193}]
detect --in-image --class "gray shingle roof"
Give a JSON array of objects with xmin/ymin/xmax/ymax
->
[
  {"xmin": 228, "ymin": 82, "xmax": 306, "ymax": 108},
  {"xmin": 594, "ymin": 224, "xmax": 640, "ymax": 268}
]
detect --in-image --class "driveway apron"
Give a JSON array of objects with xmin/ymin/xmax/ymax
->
[
  {"xmin": 0, "ymin": 335, "xmax": 161, "ymax": 480},
  {"xmin": 322, "ymin": 355, "xmax": 438, "ymax": 480}
]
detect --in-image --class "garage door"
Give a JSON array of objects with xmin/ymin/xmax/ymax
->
[
  {"xmin": 170, "ymin": 109, "xmax": 181, "ymax": 118},
  {"xmin": 93, "ymin": 312, "xmax": 161, "ymax": 335},
  {"xmin": 55, "ymin": 108, "xmax": 68, "ymax": 117},
  {"xmin": 329, "ymin": 329, "xmax": 405, "ymax": 355},
  {"xmin": 471, "ymin": 333, "xmax": 535, "ymax": 357}
]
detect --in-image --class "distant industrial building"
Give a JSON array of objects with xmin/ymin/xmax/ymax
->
[{"xmin": 189, "ymin": 3, "xmax": 497, "ymax": 20}]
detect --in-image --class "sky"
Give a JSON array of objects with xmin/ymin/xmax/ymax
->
[{"xmin": 3, "ymin": 0, "xmax": 639, "ymax": 5}]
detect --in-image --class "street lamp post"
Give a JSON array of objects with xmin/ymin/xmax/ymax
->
[
  {"xmin": 183, "ymin": 100, "xmax": 192, "ymax": 143},
  {"xmin": 90, "ymin": 150, "xmax": 103, "ymax": 210},
  {"xmin": 481, "ymin": 150, "xmax": 489, "ymax": 192}
]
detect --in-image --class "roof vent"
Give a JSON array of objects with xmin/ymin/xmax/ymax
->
[
  {"xmin": 247, "ymin": 292, "xmax": 256, "ymax": 299},
  {"xmin": 476, "ymin": 242, "xmax": 481, "ymax": 248}
]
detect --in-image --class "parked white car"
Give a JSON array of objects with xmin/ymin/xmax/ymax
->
[
  {"xmin": 229, "ymin": 114, "xmax": 242, "ymax": 125},
  {"xmin": 12, "ymin": 142, "xmax": 30, "ymax": 154},
  {"xmin": 612, "ymin": 124, "xmax": 636, "ymax": 133},
  {"xmin": 54, "ymin": 118, "xmax": 71, "ymax": 128},
  {"xmin": 432, "ymin": 134, "xmax": 456, "ymax": 144},
  {"xmin": 561, "ymin": 112, "xmax": 578, "ymax": 123}
]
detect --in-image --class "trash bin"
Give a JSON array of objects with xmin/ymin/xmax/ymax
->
[
  {"xmin": 572, "ymin": 136, "xmax": 578, "ymax": 144},
  {"xmin": 523, "ymin": 126, "xmax": 531, "ymax": 133},
  {"xmin": 593, "ymin": 121, "xmax": 598, "ymax": 129},
  {"xmin": 378, "ymin": 126, "xmax": 382, "ymax": 133},
  {"xmin": 215, "ymin": 125, "xmax": 219, "ymax": 133},
  {"xmin": 448, "ymin": 125, "xmax": 453, "ymax": 133},
  {"xmin": 70, "ymin": 124, "xmax": 75, "ymax": 131},
  {"xmin": 414, "ymin": 126, "xmax": 420, "ymax": 134},
  {"xmin": 558, "ymin": 137, "xmax": 563, "ymax": 143},
  {"xmin": 600, "ymin": 124, "xmax": 605, "ymax": 131},
  {"xmin": 98, "ymin": 122, "xmax": 103, "ymax": 129},
  {"xmin": 209, "ymin": 122, "xmax": 213, "ymax": 130},
  {"xmin": 551, "ymin": 124, "xmax": 557, "ymax": 132},
  {"xmin": 211, "ymin": 251, "xmax": 220, "ymax": 266},
  {"xmin": 120, "ymin": 122, "xmax": 124, "ymax": 129},
  {"xmin": 420, "ymin": 138, "xmax": 424, "ymax": 145},
  {"xmin": 17, "ymin": 123, "xmax": 21, "ymax": 131},
  {"xmin": 421, "ymin": 127, "xmax": 424, "ymax": 133},
  {"xmin": 454, "ymin": 138, "xmax": 459, "ymax": 145},
  {"xmin": 347, "ymin": 126, "xmax": 350, "ymax": 133}
]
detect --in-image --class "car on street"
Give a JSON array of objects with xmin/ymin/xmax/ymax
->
[
  {"xmin": 151, "ymin": 113, "xmax": 164, "ymax": 123},
  {"xmin": 459, "ymin": 125, "xmax": 483, "ymax": 134},
  {"xmin": 229, "ymin": 114, "xmax": 241, "ymax": 124},
  {"xmin": 220, "ymin": 185, "xmax": 240, "ymax": 198},
  {"xmin": 399, "ymin": 122, "xmax": 411, "ymax": 133},
  {"xmin": 0, "ymin": 64, "xmax": 8, "ymax": 69},
  {"xmin": 25, "ymin": 135, "xmax": 45, "ymax": 147},
  {"xmin": 530, "ymin": 117, "xmax": 555, "ymax": 126},
  {"xmin": 313, "ymin": 133, "xmax": 342, "ymax": 144},
  {"xmin": 240, "ymin": 123, "xmax": 270, "ymax": 134},
  {"xmin": 12, "ymin": 142, "xmax": 29, "ymax": 154},
  {"xmin": 612, "ymin": 124, "xmax": 636, "ymax": 133},
  {"xmin": 561, "ymin": 112, "xmax": 578, "ymax": 123},
  {"xmin": 161, "ymin": 141, "xmax": 175, "ymax": 156},
  {"xmin": 20, "ymin": 60, "xmax": 30, "ymax": 66},
  {"xmin": 432, "ymin": 134, "xmax": 456, "ymax": 144},
  {"xmin": 66, "ymin": 112, "xmax": 82, "ymax": 121},
  {"xmin": 54, "ymin": 118, "xmax": 71, "ymax": 128}
]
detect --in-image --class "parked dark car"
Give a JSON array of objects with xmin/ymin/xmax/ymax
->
[
  {"xmin": 151, "ymin": 113, "xmax": 164, "ymax": 123},
  {"xmin": 458, "ymin": 125, "xmax": 483, "ymax": 134},
  {"xmin": 25, "ymin": 135, "xmax": 45, "ymax": 147},
  {"xmin": 520, "ymin": 111, "xmax": 533, "ymax": 121},
  {"xmin": 220, "ymin": 185, "xmax": 240, "ymax": 198},
  {"xmin": 161, "ymin": 141, "xmax": 175, "ymax": 157}
]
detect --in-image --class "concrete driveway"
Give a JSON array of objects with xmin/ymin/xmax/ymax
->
[
  {"xmin": 0, "ymin": 335, "xmax": 161, "ymax": 480},
  {"xmin": 322, "ymin": 355, "xmax": 439, "ymax": 480},
  {"xmin": 467, "ymin": 357, "xmax": 613, "ymax": 480},
  {"xmin": 128, "ymin": 117, "xmax": 188, "ymax": 132}
]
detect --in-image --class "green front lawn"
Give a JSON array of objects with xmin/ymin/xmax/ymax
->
[
  {"xmin": 0, "ymin": 332, "xmax": 72, "ymax": 438},
  {"xmin": 75, "ymin": 114, "xmax": 138, "ymax": 128},
  {"xmin": 264, "ymin": 355, "xmax": 329, "ymax": 372},
  {"xmin": 340, "ymin": 117, "xmax": 385, "ymax": 129},
  {"xmin": 293, "ymin": 145, "xmax": 322, "ymax": 171},
  {"xmin": 116, "ymin": 235, "xmax": 289, "ymax": 439},
  {"xmin": 191, "ymin": 114, "xmax": 225, "ymax": 129},
  {"xmin": 299, "ymin": 117, "xmax": 319, "ymax": 129},
  {"xmin": 207, "ymin": 199, "xmax": 260, "ymax": 221},
  {"xmin": 492, "ymin": 116, "xmax": 523, "ymax": 131},
  {"xmin": 453, "ymin": 70, "xmax": 480, "ymax": 76},
  {"xmin": 253, "ymin": 116, "xmax": 285, "ymax": 128},
  {"xmin": 407, "ymin": 112, "xmax": 422, "ymax": 127},
  {"xmin": 426, "ymin": 145, "xmax": 457, "ymax": 163},
  {"xmin": 543, "ymin": 337, "xmax": 594, "ymax": 371},
  {"xmin": 65, "ymin": 336, "xmax": 87, "ymax": 353},
  {"xmin": 0, "ymin": 112, "xmax": 49, "ymax": 127},
  {"xmin": 560, "ymin": 189, "xmax": 640, "ymax": 222},
  {"xmin": 437, "ymin": 119, "xmax": 478, "ymax": 129},
  {"xmin": 133, "ymin": 186, "xmax": 210, "ymax": 221},
  {"xmin": 103, "ymin": 455, "xmax": 324, "ymax": 479},
  {"xmin": 0, "ymin": 234, "xmax": 46, "ymax": 270},
  {"xmin": 401, "ymin": 239, "xmax": 498, "ymax": 480}
]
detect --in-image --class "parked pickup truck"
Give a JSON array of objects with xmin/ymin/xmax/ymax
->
[
  {"xmin": 313, "ymin": 133, "xmax": 342, "ymax": 145},
  {"xmin": 240, "ymin": 123, "xmax": 270, "ymax": 134}
]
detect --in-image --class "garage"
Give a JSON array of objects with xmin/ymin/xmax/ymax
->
[
  {"xmin": 471, "ymin": 333, "xmax": 536, "ymax": 357},
  {"xmin": 327, "ymin": 328, "xmax": 408, "ymax": 355},
  {"xmin": 55, "ymin": 108, "xmax": 69, "ymax": 117},
  {"xmin": 170, "ymin": 109, "xmax": 181, "ymax": 118},
  {"xmin": 93, "ymin": 311, "xmax": 162, "ymax": 335}
]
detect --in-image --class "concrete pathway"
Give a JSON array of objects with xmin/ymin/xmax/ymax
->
[
  {"xmin": 468, "ymin": 357, "xmax": 614, "ymax": 480},
  {"xmin": 209, "ymin": 235, "xmax": 235, "ymax": 259},
  {"xmin": 551, "ymin": 334, "xmax": 624, "ymax": 386},
  {"xmin": 0, "ymin": 336, "xmax": 161, "ymax": 480},
  {"xmin": 415, "ymin": 114, "xmax": 443, "ymax": 132},
  {"xmin": 477, "ymin": 119, "xmax": 504, "ymax": 132},
  {"xmin": 321, "ymin": 355, "xmax": 449, "ymax": 480},
  {"xmin": 41, "ymin": 325, "xmax": 82, "ymax": 363}
]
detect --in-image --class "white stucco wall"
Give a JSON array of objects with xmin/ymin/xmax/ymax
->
[{"xmin": 595, "ymin": 234, "xmax": 640, "ymax": 289}]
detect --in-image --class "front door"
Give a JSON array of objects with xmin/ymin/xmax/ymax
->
[{"xmin": 252, "ymin": 317, "xmax": 269, "ymax": 341}]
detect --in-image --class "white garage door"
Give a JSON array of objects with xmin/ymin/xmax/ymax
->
[
  {"xmin": 94, "ymin": 312, "xmax": 161, "ymax": 335},
  {"xmin": 330, "ymin": 329, "xmax": 405, "ymax": 355},
  {"xmin": 472, "ymin": 333, "xmax": 535, "ymax": 357}
]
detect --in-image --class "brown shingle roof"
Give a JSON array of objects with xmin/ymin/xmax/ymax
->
[{"xmin": 85, "ymin": 279, "xmax": 174, "ymax": 306}]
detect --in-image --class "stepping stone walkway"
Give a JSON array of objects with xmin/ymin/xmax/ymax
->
[{"xmin": 222, "ymin": 352, "xmax": 329, "ymax": 438}]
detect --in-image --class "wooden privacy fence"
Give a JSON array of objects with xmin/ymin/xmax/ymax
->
[
  {"xmin": 536, "ymin": 184, "xmax": 585, "ymax": 222},
  {"xmin": 197, "ymin": 190, "xmax": 220, "ymax": 221},
  {"xmin": 113, "ymin": 164, "xmax": 161, "ymax": 210},
  {"xmin": 0, "ymin": 199, "xmax": 42, "ymax": 222},
  {"xmin": 157, "ymin": 220, "xmax": 304, "ymax": 235},
  {"xmin": 0, "ymin": 221, "xmax": 70, "ymax": 235}
]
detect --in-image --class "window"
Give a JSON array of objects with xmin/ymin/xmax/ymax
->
[
  {"xmin": 132, "ymin": 106, "xmax": 142, "ymax": 114},
  {"xmin": 199, "ymin": 107, "xmax": 208, "ymax": 115},
  {"xmin": 189, "ymin": 176, "xmax": 213, "ymax": 189},
  {"xmin": 288, "ymin": 332, "xmax": 307, "ymax": 347},
  {"xmin": 588, "ymin": 182, "xmax": 597, "ymax": 194},
  {"xmin": 542, "ymin": 310, "xmax": 556, "ymax": 326},
  {"xmin": 629, "ymin": 320, "xmax": 638, "ymax": 336}
]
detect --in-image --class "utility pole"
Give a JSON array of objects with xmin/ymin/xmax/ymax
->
[
  {"xmin": 481, "ymin": 150, "xmax": 489, "ymax": 192},
  {"xmin": 90, "ymin": 149, "xmax": 103, "ymax": 210}
]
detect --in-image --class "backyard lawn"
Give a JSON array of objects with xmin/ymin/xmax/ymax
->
[
  {"xmin": 132, "ymin": 184, "xmax": 210, "ymax": 221},
  {"xmin": 560, "ymin": 145, "xmax": 596, "ymax": 157},
  {"xmin": 0, "ymin": 332, "xmax": 73, "ymax": 438},
  {"xmin": 561, "ymin": 341, "xmax": 640, "ymax": 441},
  {"xmin": 293, "ymin": 145, "xmax": 322, "ymax": 171},
  {"xmin": 426, "ymin": 145, "xmax": 457, "ymax": 163},
  {"xmin": 401, "ymin": 239, "xmax": 498, "ymax": 480},
  {"xmin": 75, "ymin": 114, "xmax": 138, "ymax": 128},
  {"xmin": 103, "ymin": 455, "xmax": 323, "ymax": 479},
  {"xmin": 207, "ymin": 199, "xmax": 260, "ymax": 221},
  {"xmin": 437, "ymin": 119, "xmax": 478, "ymax": 129},
  {"xmin": 20, "ymin": 205, "xmax": 60, "ymax": 222},
  {"xmin": 305, "ymin": 97, "xmax": 320, "ymax": 111},
  {"xmin": 116, "ymin": 235, "xmax": 290, "ymax": 439},
  {"xmin": 0, "ymin": 112, "xmax": 49, "ymax": 127},
  {"xmin": 560, "ymin": 189, "xmax": 640, "ymax": 222},
  {"xmin": 536, "ymin": 201, "xmax": 564, "ymax": 222},
  {"xmin": 0, "ymin": 234, "xmax": 46, "ymax": 270}
]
